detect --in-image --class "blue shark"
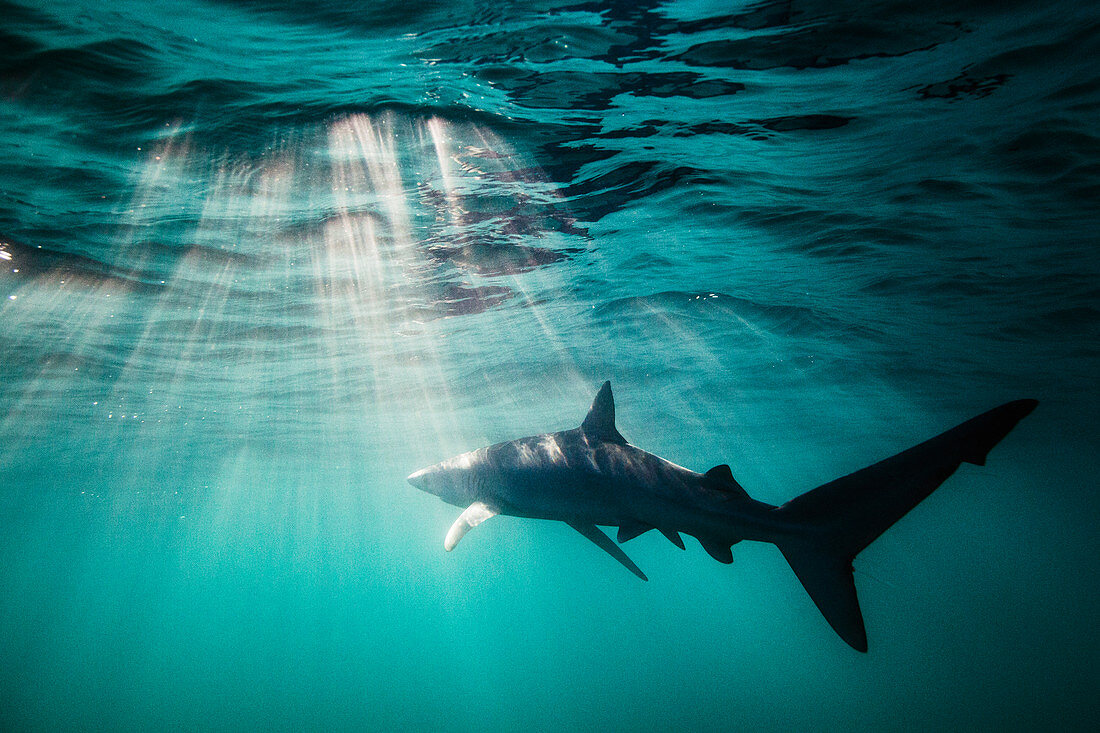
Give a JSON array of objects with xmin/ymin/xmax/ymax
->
[{"xmin": 407, "ymin": 382, "xmax": 1036, "ymax": 651}]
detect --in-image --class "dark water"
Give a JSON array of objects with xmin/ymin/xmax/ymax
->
[{"xmin": 1, "ymin": 0, "xmax": 1097, "ymax": 729}]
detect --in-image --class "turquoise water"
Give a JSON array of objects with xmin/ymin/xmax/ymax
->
[{"xmin": 1, "ymin": 0, "xmax": 1098, "ymax": 729}]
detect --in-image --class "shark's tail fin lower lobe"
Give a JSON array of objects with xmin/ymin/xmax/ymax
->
[{"xmin": 773, "ymin": 399, "xmax": 1038, "ymax": 651}]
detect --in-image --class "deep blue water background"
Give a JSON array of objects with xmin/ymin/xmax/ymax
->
[{"xmin": 1, "ymin": 0, "xmax": 1098, "ymax": 730}]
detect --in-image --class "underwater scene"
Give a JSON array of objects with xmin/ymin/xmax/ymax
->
[{"xmin": 1, "ymin": 0, "xmax": 1098, "ymax": 730}]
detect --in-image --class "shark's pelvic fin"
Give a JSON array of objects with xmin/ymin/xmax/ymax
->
[
  {"xmin": 444, "ymin": 501, "xmax": 499, "ymax": 551},
  {"xmin": 618, "ymin": 522, "xmax": 686, "ymax": 550},
  {"xmin": 581, "ymin": 381, "xmax": 627, "ymax": 445},
  {"xmin": 567, "ymin": 522, "xmax": 648, "ymax": 581},
  {"xmin": 616, "ymin": 520, "xmax": 652, "ymax": 543}
]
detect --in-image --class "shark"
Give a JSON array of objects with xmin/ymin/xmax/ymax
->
[{"xmin": 407, "ymin": 382, "xmax": 1036, "ymax": 651}]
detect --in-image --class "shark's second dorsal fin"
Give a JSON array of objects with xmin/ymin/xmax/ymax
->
[
  {"xmin": 704, "ymin": 464, "xmax": 750, "ymax": 500},
  {"xmin": 581, "ymin": 381, "xmax": 627, "ymax": 445}
]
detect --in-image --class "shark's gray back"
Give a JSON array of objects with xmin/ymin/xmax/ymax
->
[{"xmin": 482, "ymin": 426, "xmax": 721, "ymax": 522}]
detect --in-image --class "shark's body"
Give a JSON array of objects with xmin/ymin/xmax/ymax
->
[{"xmin": 408, "ymin": 382, "xmax": 1036, "ymax": 651}]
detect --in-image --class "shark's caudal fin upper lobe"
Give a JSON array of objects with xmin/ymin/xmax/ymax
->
[{"xmin": 774, "ymin": 399, "xmax": 1038, "ymax": 652}]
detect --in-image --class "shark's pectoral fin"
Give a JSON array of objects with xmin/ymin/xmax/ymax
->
[
  {"xmin": 567, "ymin": 522, "xmax": 648, "ymax": 581},
  {"xmin": 444, "ymin": 501, "xmax": 499, "ymax": 551}
]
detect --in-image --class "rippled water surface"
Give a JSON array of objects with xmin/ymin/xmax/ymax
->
[{"xmin": 2, "ymin": 0, "xmax": 1098, "ymax": 730}]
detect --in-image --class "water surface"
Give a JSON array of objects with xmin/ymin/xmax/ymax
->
[{"xmin": 1, "ymin": 0, "xmax": 1098, "ymax": 730}]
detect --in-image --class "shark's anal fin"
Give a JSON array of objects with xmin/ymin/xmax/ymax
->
[
  {"xmin": 567, "ymin": 522, "xmax": 648, "ymax": 581},
  {"xmin": 699, "ymin": 538, "xmax": 734, "ymax": 564},
  {"xmin": 581, "ymin": 381, "xmax": 627, "ymax": 445},
  {"xmin": 660, "ymin": 528, "xmax": 686, "ymax": 550},
  {"xmin": 444, "ymin": 501, "xmax": 498, "ymax": 551}
]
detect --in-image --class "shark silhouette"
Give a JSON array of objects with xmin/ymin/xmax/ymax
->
[{"xmin": 407, "ymin": 382, "xmax": 1036, "ymax": 651}]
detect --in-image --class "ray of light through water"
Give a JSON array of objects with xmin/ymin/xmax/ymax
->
[{"xmin": 1, "ymin": 1, "xmax": 1097, "ymax": 729}]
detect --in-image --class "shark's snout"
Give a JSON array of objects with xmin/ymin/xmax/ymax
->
[
  {"xmin": 406, "ymin": 467, "xmax": 429, "ymax": 488},
  {"xmin": 406, "ymin": 457, "xmax": 477, "ymax": 506}
]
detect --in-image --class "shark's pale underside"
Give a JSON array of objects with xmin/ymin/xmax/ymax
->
[{"xmin": 407, "ymin": 382, "xmax": 1036, "ymax": 651}]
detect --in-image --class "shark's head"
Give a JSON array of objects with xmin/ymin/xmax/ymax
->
[{"xmin": 407, "ymin": 448, "xmax": 486, "ymax": 507}]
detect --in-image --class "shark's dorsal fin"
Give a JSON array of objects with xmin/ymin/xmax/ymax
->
[
  {"xmin": 444, "ymin": 501, "xmax": 498, "ymax": 551},
  {"xmin": 581, "ymin": 381, "xmax": 627, "ymax": 445}
]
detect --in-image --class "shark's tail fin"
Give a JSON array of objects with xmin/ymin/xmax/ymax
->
[{"xmin": 773, "ymin": 399, "xmax": 1038, "ymax": 651}]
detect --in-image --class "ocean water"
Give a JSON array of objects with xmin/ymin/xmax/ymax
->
[{"xmin": 1, "ymin": 0, "xmax": 1097, "ymax": 729}]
